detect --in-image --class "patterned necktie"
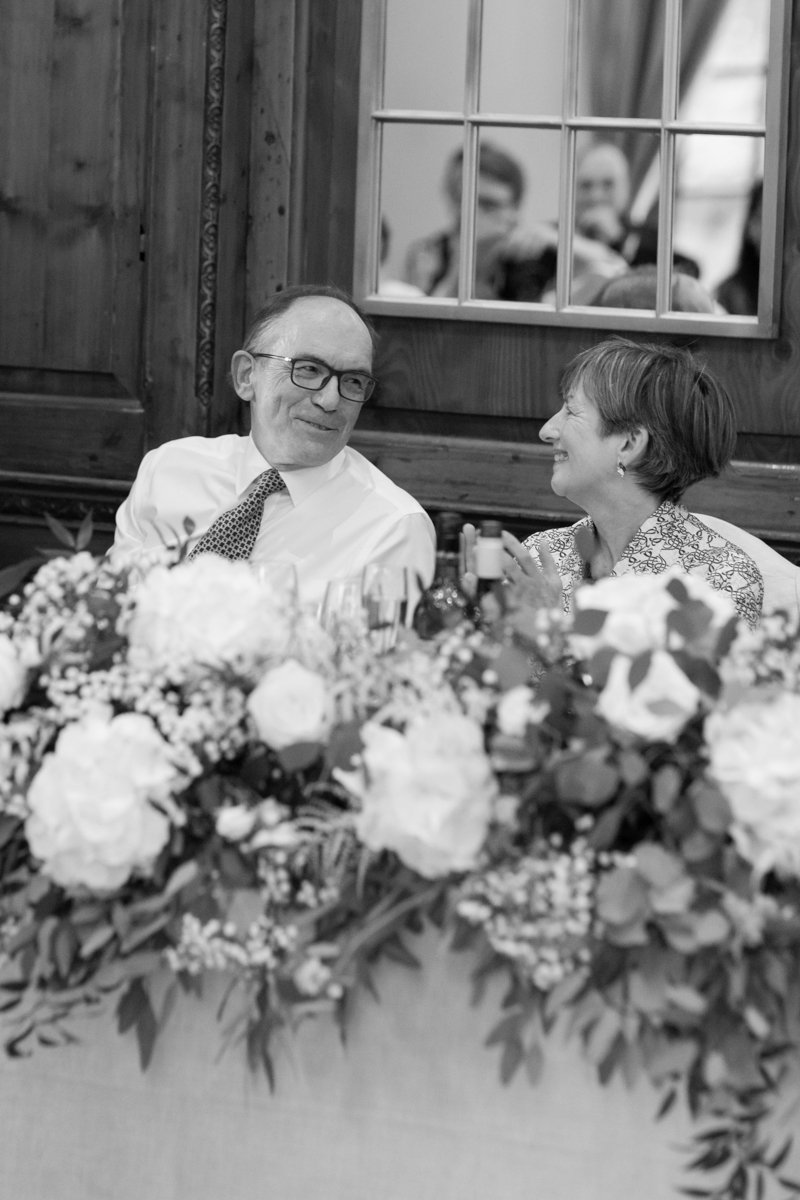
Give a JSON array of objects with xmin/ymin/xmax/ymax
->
[{"xmin": 187, "ymin": 468, "xmax": 286, "ymax": 561}]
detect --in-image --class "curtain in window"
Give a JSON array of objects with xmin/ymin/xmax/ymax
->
[{"xmin": 582, "ymin": 0, "xmax": 730, "ymax": 196}]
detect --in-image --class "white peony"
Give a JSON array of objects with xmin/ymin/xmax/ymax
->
[
  {"xmin": 596, "ymin": 650, "xmax": 701, "ymax": 743},
  {"xmin": 705, "ymin": 693, "xmax": 800, "ymax": 878},
  {"xmin": 247, "ymin": 659, "xmax": 334, "ymax": 749},
  {"xmin": 0, "ymin": 635, "xmax": 27, "ymax": 715},
  {"xmin": 340, "ymin": 711, "xmax": 497, "ymax": 878},
  {"xmin": 126, "ymin": 555, "xmax": 291, "ymax": 683},
  {"xmin": 571, "ymin": 567, "xmax": 736, "ymax": 662},
  {"xmin": 215, "ymin": 804, "xmax": 257, "ymax": 842},
  {"xmin": 495, "ymin": 685, "xmax": 548, "ymax": 738},
  {"xmin": 25, "ymin": 711, "xmax": 180, "ymax": 892}
]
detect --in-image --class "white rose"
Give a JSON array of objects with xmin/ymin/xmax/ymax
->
[
  {"xmin": 571, "ymin": 573, "xmax": 678, "ymax": 659},
  {"xmin": 25, "ymin": 712, "xmax": 180, "ymax": 892},
  {"xmin": 705, "ymin": 693, "xmax": 800, "ymax": 878},
  {"xmin": 341, "ymin": 711, "xmax": 497, "ymax": 878},
  {"xmin": 247, "ymin": 659, "xmax": 334, "ymax": 750},
  {"xmin": 127, "ymin": 555, "xmax": 291, "ymax": 683},
  {"xmin": 496, "ymin": 686, "xmax": 548, "ymax": 738},
  {"xmin": 215, "ymin": 804, "xmax": 257, "ymax": 841},
  {"xmin": 0, "ymin": 635, "xmax": 27, "ymax": 715},
  {"xmin": 571, "ymin": 567, "xmax": 736, "ymax": 662},
  {"xmin": 595, "ymin": 650, "xmax": 701, "ymax": 743}
]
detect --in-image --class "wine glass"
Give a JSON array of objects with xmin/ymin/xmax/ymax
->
[
  {"xmin": 319, "ymin": 576, "xmax": 365, "ymax": 633},
  {"xmin": 361, "ymin": 564, "xmax": 407, "ymax": 652},
  {"xmin": 251, "ymin": 561, "xmax": 299, "ymax": 607}
]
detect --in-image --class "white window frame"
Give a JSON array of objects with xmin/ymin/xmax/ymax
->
[{"xmin": 354, "ymin": 0, "xmax": 790, "ymax": 337}]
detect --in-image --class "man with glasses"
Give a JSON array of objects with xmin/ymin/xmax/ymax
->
[
  {"xmin": 112, "ymin": 284, "xmax": 435, "ymax": 606},
  {"xmin": 404, "ymin": 141, "xmax": 547, "ymax": 300}
]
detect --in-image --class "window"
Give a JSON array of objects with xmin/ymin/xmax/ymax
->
[{"xmin": 354, "ymin": 0, "xmax": 788, "ymax": 336}]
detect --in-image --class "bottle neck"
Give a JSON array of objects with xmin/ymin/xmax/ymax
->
[{"xmin": 434, "ymin": 548, "xmax": 461, "ymax": 580}]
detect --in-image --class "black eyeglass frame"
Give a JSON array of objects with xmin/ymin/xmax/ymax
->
[{"xmin": 249, "ymin": 352, "xmax": 377, "ymax": 404}]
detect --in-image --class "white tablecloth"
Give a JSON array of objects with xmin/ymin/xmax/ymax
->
[{"xmin": 1, "ymin": 929, "xmax": 797, "ymax": 1200}]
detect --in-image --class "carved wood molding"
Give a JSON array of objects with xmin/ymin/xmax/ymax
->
[
  {"xmin": 195, "ymin": 0, "xmax": 228, "ymax": 428},
  {"xmin": 350, "ymin": 430, "xmax": 800, "ymax": 553},
  {"xmin": 0, "ymin": 481, "xmax": 125, "ymax": 529}
]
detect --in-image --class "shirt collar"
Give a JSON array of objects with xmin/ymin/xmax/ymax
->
[{"xmin": 238, "ymin": 436, "xmax": 347, "ymax": 505}]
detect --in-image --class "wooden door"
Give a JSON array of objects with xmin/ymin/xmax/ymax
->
[{"xmin": 0, "ymin": 0, "xmax": 254, "ymax": 564}]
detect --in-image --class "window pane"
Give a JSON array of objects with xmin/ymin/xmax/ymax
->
[
  {"xmin": 480, "ymin": 0, "xmax": 565, "ymax": 113},
  {"xmin": 571, "ymin": 133, "xmax": 663, "ymax": 307},
  {"xmin": 673, "ymin": 132, "xmax": 764, "ymax": 309},
  {"xmin": 679, "ymin": 0, "xmax": 770, "ymax": 125},
  {"xmin": 577, "ymin": 0, "xmax": 665, "ymax": 119},
  {"xmin": 379, "ymin": 124, "xmax": 466, "ymax": 298},
  {"xmin": 384, "ymin": 0, "xmax": 469, "ymax": 111},
  {"xmin": 469, "ymin": 128, "xmax": 561, "ymax": 302}
]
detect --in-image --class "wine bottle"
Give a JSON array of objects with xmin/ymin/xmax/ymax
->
[
  {"xmin": 472, "ymin": 519, "xmax": 505, "ymax": 628},
  {"xmin": 412, "ymin": 511, "xmax": 471, "ymax": 639}
]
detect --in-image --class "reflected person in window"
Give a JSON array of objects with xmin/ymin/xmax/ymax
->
[
  {"xmin": 498, "ymin": 339, "xmax": 763, "ymax": 628},
  {"xmin": 112, "ymin": 284, "xmax": 436, "ymax": 610},
  {"xmin": 715, "ymin": 180, "xmax": 762, "ymax": 316},
  {"xmin": 403, "ymin": 142, "xmax": 621, "ymax": 303},
  {"xmin": 572, "ymin": 142, "xmax": 700, "ymax": 288},
  {"xmin": 590, "ymin": 266, "xmax": 719, "ymax": 313},
  {"xmin": 404, "ymin": 141, "xmax": 552, "ymax": 301}
]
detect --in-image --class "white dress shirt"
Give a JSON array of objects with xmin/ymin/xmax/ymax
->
[{"xmin": 112, "ymin": 434, "xmax": 435, "ymax": 610}]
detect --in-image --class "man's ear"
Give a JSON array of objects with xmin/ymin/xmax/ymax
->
[{"xmin": 231, "ymin": 350, "xmax": 255, "ymax": 401}]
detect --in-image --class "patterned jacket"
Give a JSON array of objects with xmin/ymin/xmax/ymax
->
[{"xmin": 523, "ymin": 500, "xmax": 763, "ymax": 629}]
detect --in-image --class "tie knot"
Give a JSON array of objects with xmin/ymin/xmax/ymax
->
[{"xmin": 253, "ymin": 467, "xmax": 285, "ymax": 499}]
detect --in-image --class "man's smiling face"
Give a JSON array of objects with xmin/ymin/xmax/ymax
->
[{"xmin": 235, "ymin": 296, "xmax": 374, "ymax": 470}]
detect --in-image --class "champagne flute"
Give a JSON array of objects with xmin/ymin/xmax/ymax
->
[
  {"xmin": 319, "ymin": 576, "xmax": 365, "ymax": 633},
  {"xmin": 361, "ymin": 564, "xmax": 407, "ymax": 652}
]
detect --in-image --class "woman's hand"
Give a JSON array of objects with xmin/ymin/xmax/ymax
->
[
  {"xmin": 461, "ymin": 523, "xmax": 563, "ymax": 610},
  {"xmin": 501, "ymin": 531, "xmax": 563, "ymax": 610}
]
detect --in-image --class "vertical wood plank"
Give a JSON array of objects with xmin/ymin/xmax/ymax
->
[
  {"xmin": 301, "ymin": 0, "xmax": 362, "ymax": 288},
  {"xmin": 0, "ymin": 3, "xmax": 55, "ymax": 364},
  {"xmin": 327, "ymin": 0, "xmax": 363, "ymax": 286},
  {"xmin": 247, "ymin": 0, "xmax": 298, "ymax": 310},
  {"xmin": 112, "ymin": 0, "xmax": 152, "ymax": 395},
  {"xmin": 209, "ymin": 0, "xmax": 254, "ymax": 436},
  {"xmin": 143, "ymin": 0, "xmax": 209, "ymax": 444},
  {"xmin": 45, "ymin": 0, "xmax": 118, "ymax": 370}
]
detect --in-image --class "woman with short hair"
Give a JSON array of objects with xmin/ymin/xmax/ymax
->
[{"xmin": 507, "ymin": 338, "xmax": 763, "ymax": 628}]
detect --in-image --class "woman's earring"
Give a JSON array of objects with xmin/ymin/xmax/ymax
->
[{"xmin": 616, "ymin": 461, "xmax": 626, "ymax": 478}]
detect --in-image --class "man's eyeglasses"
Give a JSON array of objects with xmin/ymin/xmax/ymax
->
[{"xmin": 250, "ymin": 352, "xmax": 376, "ymax": 404}]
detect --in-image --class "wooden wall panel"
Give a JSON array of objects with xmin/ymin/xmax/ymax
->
[
  {"xmin": 350, "ymin": 430, "xmax": 800, "ymax": 548},
  {"xmin": 0, "ymin": 1, "xmax": 147, "ymax": 382},
  {"xmin": 0, "ymin": 0, "xmax": 255, "ymax": 567}
]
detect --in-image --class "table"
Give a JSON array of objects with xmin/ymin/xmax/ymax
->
[{"xmin": 1, "ymin": 929, "xmax": 796, "ymax": 1200}]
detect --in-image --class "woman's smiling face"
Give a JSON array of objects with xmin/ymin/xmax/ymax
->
[{"xmin": 539, "ymin": 381, "xmax": 622, "ymax": 510}]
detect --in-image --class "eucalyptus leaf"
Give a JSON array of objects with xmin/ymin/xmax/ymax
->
[
  {"xmin": 524, "ymin": 1040, "xmax": 545, "ymax": 1085},
  {"xmin": 555, "ymin": 754, "xmax": 619, "ymax": 807},
  {"xmin": 596, "ymin": 867, "xmax": 649, "ymax": 926},
  {"xmin": 498, "ymin": 1035, "xmax": 524, "ymax": 1083}
]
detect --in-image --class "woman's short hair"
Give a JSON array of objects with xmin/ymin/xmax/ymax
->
[{"xmin": 559, "ymin": 337, "xmax": 736, "ymax": 503}]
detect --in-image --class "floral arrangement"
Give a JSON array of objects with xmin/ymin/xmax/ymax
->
[{"xmin": 2, "ymin": 540, "xmax": 800, "ymax": 1199}]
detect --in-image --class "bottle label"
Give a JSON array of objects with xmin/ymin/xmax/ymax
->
[{"xmin": 474, "ymin": 539, "xmax": 504, "ymax": 580}]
